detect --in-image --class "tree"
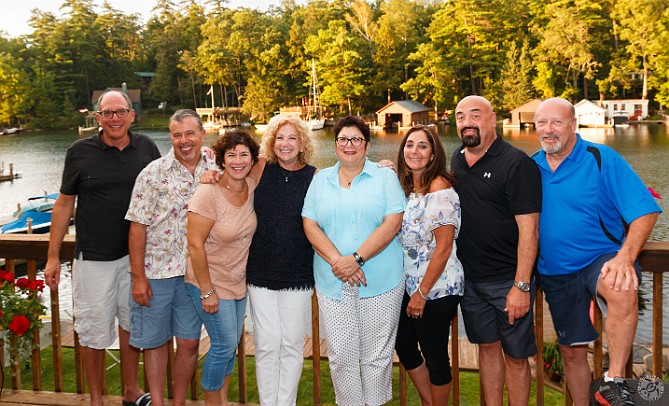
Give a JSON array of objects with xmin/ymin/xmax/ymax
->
[{"xmin": 500, "ymin": 41, "xmax": 533, "ymax": 112}]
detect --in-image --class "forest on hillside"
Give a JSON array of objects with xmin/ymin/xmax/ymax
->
[{"xmin": 0, "ymin": 0, "xmax": 665, "ymax": 127}]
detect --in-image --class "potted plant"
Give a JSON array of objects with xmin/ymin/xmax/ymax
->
[
  {"xmin": 0, "ymin": 270, "xmax": 47, "ymax": 368},
  {"xmin": 542, "ymin": 339, "xmax": 564, "ymax": 383}
]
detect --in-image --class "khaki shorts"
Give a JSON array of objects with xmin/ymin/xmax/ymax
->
[{"xmin": 72, "ymin": 254, "xmax": 131, "ymax": 349}]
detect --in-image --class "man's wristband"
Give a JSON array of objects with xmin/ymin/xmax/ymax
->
[
  {"xmin": 353, "ymin": 251, "xmax": 366, "ymax": 267},
  {"xmin": 200, "ymin": 286, "xmax": 216, "ymax": 300}
]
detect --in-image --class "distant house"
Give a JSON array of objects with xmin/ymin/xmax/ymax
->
[
  {"xmin": 574, "ymin": 99, "xmax": 607, "ymax": 127},
  {"xmin": 375, "ymin": 100, "xmax": 430, "ymax": 128},
  {"xmin": 598, "ymin": 99, "xmax": 649, "ymax": 121},
  {"xmin": 91, "ymin": 84, "xmax": 142, "ymax": 114},
  {"xmin": 504, "ymin": 98, "xmax": 543, "ymax": 127}
]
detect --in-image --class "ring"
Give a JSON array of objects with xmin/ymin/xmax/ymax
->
[{"xmin": 413, "ymin": 312, "xmax": 419, "ymax": 317}]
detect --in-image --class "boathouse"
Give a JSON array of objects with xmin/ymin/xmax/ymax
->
[
  {"xmin": 574, "ymin": 99, "xmax": 607, "ymax": 127},
  {"xmin": 375, "ymin": 100, "xmax": 430, "ymax": 128},
  {"xmin": 599, "ymin": 99, "xmax": 649, "ymax": 121},
  {"xmin": 504, "ymin": 98, "xmax": 543, "ymax": 128}
]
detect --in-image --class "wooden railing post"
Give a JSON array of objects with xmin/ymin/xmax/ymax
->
[
  {"xmin": 237, "ymin": 322, "xmax": 247, "ymax": 403},
  {"xmin": 311, "ymin": 292, "xmax": 322, "ymax": 406},
  {"xmin": 535, "ymin": 287, "xmax": 545, "ymax": 406},
  {"xmin": 652, "ymin": 272, "xmax": 663, "ymax": 377}
]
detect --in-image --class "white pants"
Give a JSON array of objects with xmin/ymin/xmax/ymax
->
[
  {"xmin": 248, "ymin": 285, "xmax": 313, "ymax": 406},
  {"xmin": 317, "ymin": 282, "xmax": 404, "ymax": 406}
]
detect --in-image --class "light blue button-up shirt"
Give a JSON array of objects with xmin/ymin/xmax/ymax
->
[{"xmin": 302, "ymin": 159, "xmax": 406, "ymax": 300}]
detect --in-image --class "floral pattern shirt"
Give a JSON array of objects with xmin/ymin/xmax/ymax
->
[
  {"xmin": 125, "ymin": 149, "xmax": 217, "ymax": 279},
  {"xmin": 400, "ymin": 188, "xmax": 464, "ymax": 299}
]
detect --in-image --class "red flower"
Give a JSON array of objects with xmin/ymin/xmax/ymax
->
[
  {"xmin": 29, "ymin": 280, "xmax": 45, "ymax": 292},
  {"xmin": 1, "ymin": 271, "xmax": 14, "ymax": 283},
  {"xmin": 8, "ymin": 315, "xmax": 30, "ymax": 336},
  {"xmin": 15, "ymin": 277, "xmax": 30, "ymax": 289},
  {"xmin": 0, "ymin": 309, "xmax": 3, "ymax": 318}
]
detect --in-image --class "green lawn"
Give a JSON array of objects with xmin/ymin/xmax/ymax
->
[{"xmin": 2, "ymin": 347, "xmax": 564, "ymax": 405}]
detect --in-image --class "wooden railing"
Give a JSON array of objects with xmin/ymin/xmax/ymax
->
[{"xmin": 1, "ymin": 234, "xmax": 667, "ymax": 405}]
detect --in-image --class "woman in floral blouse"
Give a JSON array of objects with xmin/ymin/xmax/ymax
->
[{"xmin": 394, "ymin": 125, "xmax": 464, "ymax": 406}]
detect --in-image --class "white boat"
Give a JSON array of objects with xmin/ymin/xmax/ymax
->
[{"xmin": 308, "ymin": 59, "xmax": 325, "ymax": 131}]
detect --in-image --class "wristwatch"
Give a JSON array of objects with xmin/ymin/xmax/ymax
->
[
  {"xmin": 513, "ymin": 281, "xmax": 531, "ymax": 292},
  {"xmin": 352, "ymin": 251, "xmax": 366, "ymax": 267}
]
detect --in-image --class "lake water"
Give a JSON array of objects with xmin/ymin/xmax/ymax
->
[{"xmin": 1, "ymin": 124, "xmax": 667, "ymax": 343}]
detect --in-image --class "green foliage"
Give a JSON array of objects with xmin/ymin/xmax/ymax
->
[{"xmin": 0, "ymin": 0, "xmax": 668, "ymax": 128}]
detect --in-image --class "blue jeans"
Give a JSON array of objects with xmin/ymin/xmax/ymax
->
[{"xmin": 185, "ymin": 283, "xmax": 247, "ymax": 391}]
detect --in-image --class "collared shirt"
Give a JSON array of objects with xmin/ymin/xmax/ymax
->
[
  {"xmin": 125, "ymin": 149, "xmax": 217, "ymax": 279},
  {"xmin": 451, "ymin": 134, "xmax": 542, "ymax": 282},
  {"xmin": 302, "ymin": 159, "xmax": 406, "ymax": 300},
  {"xmin": 61, "ymin": 131, "xmax": 161, "ymax": 261},
  {"xmin": 533, "ymin": 134, "xmax": 662, "ymax": 276}
]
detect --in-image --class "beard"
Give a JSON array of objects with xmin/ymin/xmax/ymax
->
[
  {"xmin": 460, "ymin": 126, "xmax": 481, "ymax": 147},
  {"xmin": 541, "ymin": 137, "xmax": 562, "ymax": 154}
]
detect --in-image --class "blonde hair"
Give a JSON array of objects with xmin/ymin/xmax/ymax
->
[{"xmin": 260, "ymin": 115, "xmax": 315, "ymax": 165}]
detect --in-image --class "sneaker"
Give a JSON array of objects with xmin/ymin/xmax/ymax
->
[{"xmin": 595, "ymin": 377, "xmax": 635, "ymax": 406}]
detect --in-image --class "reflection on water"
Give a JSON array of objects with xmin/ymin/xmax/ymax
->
[{"xmin": 2, "ymin": 124, "xmax": 668, "ymax": 343}]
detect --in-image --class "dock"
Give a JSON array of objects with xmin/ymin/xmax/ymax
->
[{"xmin": 0, "ymin": 162, "xmax": 19, "ymax": 182}]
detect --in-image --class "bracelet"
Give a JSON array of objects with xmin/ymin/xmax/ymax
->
[
  {"xmin": 200, "ymin": 286, "xmax": 216, "ymax": 300},
  {"xmin": 352, "ymin": 251, "xmax": 366, "ymax": 266},
  {"xmin": 418, "ymin": 286, "xmax": 428, "ymax": 300}
]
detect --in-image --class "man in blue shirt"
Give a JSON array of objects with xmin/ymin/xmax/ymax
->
[{"xmin": 533, "ymin": 98, "xmax": 661, "ymax": 406}]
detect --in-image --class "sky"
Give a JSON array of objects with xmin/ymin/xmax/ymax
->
[{"xmin": 0, "ymin": 0, "xmax": 280, "ymax": 38}]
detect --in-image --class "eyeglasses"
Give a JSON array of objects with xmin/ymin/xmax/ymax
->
[
  {"xmin": 96, "ymin": 109, "xmax": 132, "ymax": 119},
  {"xmin": 335, "ymin": 137, "xmax": 365, "ymax": 147}
]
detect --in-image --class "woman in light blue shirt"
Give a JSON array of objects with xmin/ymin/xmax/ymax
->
[{"xmin": 302, "ymin": 115, "xmax": 405, "ymax": 406}]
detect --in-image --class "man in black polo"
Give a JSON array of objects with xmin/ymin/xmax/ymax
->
[
  {"xmin": 451, "ymin": 95, "xmax": 542, "ymax": 406},
  {"xmin": 44, "ymin": 90, "xmax": 160, "ymax": 406}
]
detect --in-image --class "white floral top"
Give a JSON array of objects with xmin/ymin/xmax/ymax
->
[
  {"xmin": 400, "ymin": 188, "xmax": 464, "ymax": 299},
  {"xmin": 125, "ymin": 149, "xmax": 217, "ymax": 279}
]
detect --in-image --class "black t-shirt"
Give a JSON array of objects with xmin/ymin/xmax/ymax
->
[
  {"xmin": 451, "ymin": 135, "xmax": 542, "ymax": 282},
  {"xmin": 60, "ymin": 132, "xmax": 161, "ymax": 261},
  {"xmin": 246, "ymin": 162, "xmax": 317, "ymax": 290}
]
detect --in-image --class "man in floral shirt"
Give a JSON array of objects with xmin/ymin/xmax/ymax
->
[{"xmin": 126, "ymin": 109, "xmax": 216, "ymax": 406}]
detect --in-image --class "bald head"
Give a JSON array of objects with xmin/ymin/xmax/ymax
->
[
  {"xmin": 535, "ymin": 97, "xmax": 577, "ymax": 158},
  {"xmin": 455, "ymin": 95, "xmax": 497, "ymax": 150}
]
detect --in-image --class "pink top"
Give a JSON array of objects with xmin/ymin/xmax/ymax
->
[{"xmin": 185, "ymin": 178, "xmax": 257, "ymax": 300}]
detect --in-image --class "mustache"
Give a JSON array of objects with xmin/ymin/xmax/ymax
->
[{"xmin": 460, "ymin": 126, "xmax": 480, "ymax": 137}]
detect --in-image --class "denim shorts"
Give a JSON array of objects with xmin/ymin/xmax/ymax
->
[
  {"xmin": 185, "ymin": 283, "xmax": 247, "ymax": 392},
  {"xmin": 461, "ymin": 278, "xmax": 537, "ymax": 359},
  {"xmin": 539, "ymin": 252, "xmax": 642, "ymax": 346},
  {"xmin": 129, "ymin": 276, "xmax": 202, "ymax": 349}
]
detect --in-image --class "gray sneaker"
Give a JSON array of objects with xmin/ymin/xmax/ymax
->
[{"xmin": 595, "ymin": 378, "xmax": 635, "ymax": 406}]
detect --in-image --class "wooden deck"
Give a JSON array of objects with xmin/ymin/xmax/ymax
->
[{"xmin": 0, "ymin": 390, "xmax": 253, "ymax": 405}]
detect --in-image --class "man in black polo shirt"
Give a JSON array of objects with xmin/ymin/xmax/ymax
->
[
  {"xmin": 451, "ymin": 95, "xmax": 541, "ymax": 406},
  {"xmin": 44, "ymin": 90, "xmax": 160, "ymax": 406}
]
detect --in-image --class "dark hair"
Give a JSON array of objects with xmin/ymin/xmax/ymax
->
[
  {"xmin": 333, "ymin": 115, "xmax": 371, "ymax": 142},
  {"xmin": 170, "ymin": 109, "xmax": 203, "ymax": 131},
  {"xmin": 212, "ymin": 128, "xmax": 260, "ymax": 170},
  {"xmin": 396, "ymin": 125, "xmax": 456, "ymax": 195}
]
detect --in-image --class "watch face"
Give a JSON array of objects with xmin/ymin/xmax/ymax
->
[{"xmin": 515, "ymin": 282, "xmax": 530, "ymax": 292}]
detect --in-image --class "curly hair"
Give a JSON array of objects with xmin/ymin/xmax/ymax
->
[
  {"xmin": 396, "ymin": 125, "xmax": 456, "ymax": 196},
  {"xmin": 260, "ymin": 115, "xmax": 315, "ymax": 165},
  {"xmin": 212, "ymin": 128, "xmax": 260, "ymax": 170},
  {"xmin": 333, "ymin": 115, "xmax": 371, "ymax": 142}
]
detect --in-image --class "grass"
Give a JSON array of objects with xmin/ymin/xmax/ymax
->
[{"xmin": 2, "ymin": 347, "xmax": 564, "ymax": 405}]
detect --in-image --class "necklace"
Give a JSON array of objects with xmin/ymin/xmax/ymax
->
[
  {"xmin": 223, "ymin": 178, "xmax": 245, "ymax": 193},
  {"xmin": 339, "ymin": 167, "xmax": 363, "ymax": 188},
  {"xmin": 279, "ymin": 166, "xmax": 292, "ymax": 183}
]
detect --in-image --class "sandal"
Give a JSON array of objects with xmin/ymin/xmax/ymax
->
[{"xmin": 122, "ymin": 393, "xmax": 151, "ymax": 406}]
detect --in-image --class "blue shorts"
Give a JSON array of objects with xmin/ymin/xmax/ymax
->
[
  {"xmin": 538, "ymin": 252, "xmax": 641, "ymax": 346},
  {"xmin": 129, "ymin": 276, "xmax": 202, "ymax": 349},
  {"xmin": 461, "ymin": 278, "xmax": 537, "ymax": 359}
]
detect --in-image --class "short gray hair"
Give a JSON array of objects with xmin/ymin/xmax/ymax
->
[{"xmin": 170, "ymin": 109, "xmax": 203, "ymax": 131}]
